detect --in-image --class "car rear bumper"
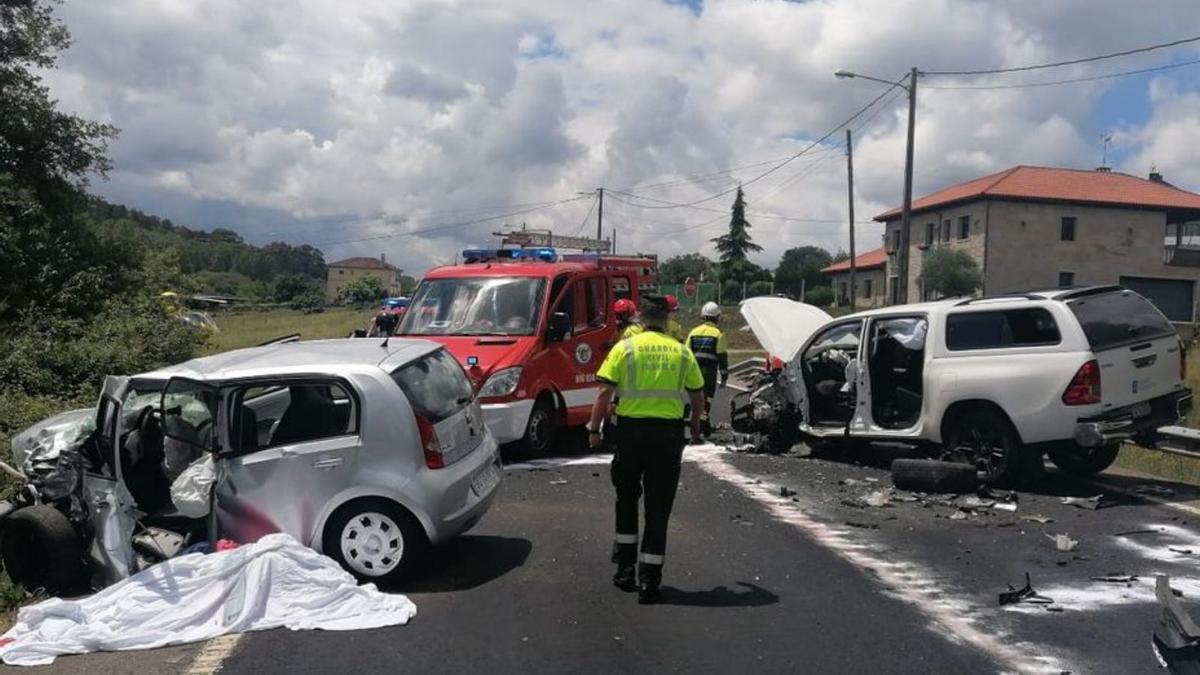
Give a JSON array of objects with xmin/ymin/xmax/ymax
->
[
  {"xmin": 422, "ymin": 433, "xmax": 503, "ymax": 545},
  {"xmin": 1074, "ymin": 389, "xmax": 1193, "ymax": 447},
  {"xmin": 481, "ymin": 398, "xmax": 534, "ymax": 444}
]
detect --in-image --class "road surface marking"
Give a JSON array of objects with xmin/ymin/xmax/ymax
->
[
  {"xmin": 183, "ymin": 634, "xmax": 242, "ymax": 675},
  {"xmin": 689, "ymin": 445, "xmax": 1070, "ymax": 673}
]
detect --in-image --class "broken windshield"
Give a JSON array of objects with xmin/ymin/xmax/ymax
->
[{"xmin": 398, "ymin": 277, "xmax": 546, "ymax": 336}]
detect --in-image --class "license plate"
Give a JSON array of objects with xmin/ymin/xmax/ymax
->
[
  {"xmin": 1129, "ymin": 401, "xmax": 1152, "ymax": 419},
  {"xmin": 471, "ymin": 463, "xmax": 501, "ymax": 496}
]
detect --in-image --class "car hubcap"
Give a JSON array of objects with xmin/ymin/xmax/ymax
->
[
  {"xmin": 529, "ymin": 411, "xmax": 550, "ymax": 449},
  {"xmin": 960, "ymin": 424, "xmax": 1005, "ymax": 475},
  {"xmin": 340, "ymin": 512, "xmax": 404, "ymax": 577}
]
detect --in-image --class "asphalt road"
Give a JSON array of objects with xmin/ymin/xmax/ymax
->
[{"xmin": 9, "ymin": 412, "xmax": 1200, "ymax": 672}]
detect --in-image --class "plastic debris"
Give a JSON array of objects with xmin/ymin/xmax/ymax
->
[
  {"xmin": 958, "ymin": 495, "xmax": 995, "ymax": 509},
  {"xmin": 549, "ymin": 479, "xmax": 569, "ymax": 485},
  {"xmin": 1022, "ymin": 514, "xmax": 1054, "ymax": 524},
  {"xmin": 1047, "ymin": 533, "xmax": 1079, "ymax": 552},
  {"xmin": 1093, "ymin": 574, "xmax": 1138, "ymax": 583},
  {"xmin": 992, "ymin": 503, "xmax": 1018, "ymax": 513},
  {"xmin": 780, "ymin": 487, "xmax": 797, "ymax": 498},
  {"xmin": 999, "ymin": 573, "xmax": 1054, "ymax": 606},
  {"xmin": 1060, "ymin": 495, "xmax": 1103, "ymax": 510},
  {"xmin": 864, "ymin": 489, "xmax": 894, "ymax": 508},
  {"xmin": 949, "ymin": 510, "xmax": 970, "ymax": 521},
  {"xmin": 1152, "ymin": 574, "xmax": 1200, "ymax": 671}
]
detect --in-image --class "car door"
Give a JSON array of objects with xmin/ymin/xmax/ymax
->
[
  {"xmin": 546, "ymin": 273, "xmax": 614, "ymax": 419},
  {"xmin": 791, "ymin": 320, "xmax": 866, "ymax": 437},
  {"xmin": 213, "ymin": 379, "xmax": 362, "ymax": 546}
]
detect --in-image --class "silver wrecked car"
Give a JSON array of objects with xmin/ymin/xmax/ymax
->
[{"xmin": 2, "ymin": 338, "xmax": 502, "ymax": 589}]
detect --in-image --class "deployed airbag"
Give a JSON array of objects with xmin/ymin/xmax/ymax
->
[{"xmin": 0, "ymin": 534, "xmax": 418, "ymax": 666}]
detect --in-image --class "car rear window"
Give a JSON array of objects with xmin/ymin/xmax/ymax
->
[
  {"xmin": 946, "ymin": 308, "xmax": 1061, "ymax": 351},
  {"xmin": 1067, "ymin": 290, "xmax": 1175, "ymax": 351},
  {"xmin": 390, "ymin": 349, "xmax": 474, "ymax": 422}
]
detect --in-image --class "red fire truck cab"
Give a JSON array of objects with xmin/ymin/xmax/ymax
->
[{"xmin": 396, "ymin": 247, "xmax": 658, "ymax": 455}]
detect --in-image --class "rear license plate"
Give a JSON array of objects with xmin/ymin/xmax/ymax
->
[
  {"xmin": 1129, "ymin": 401, "xmax": 1152, "ymax": 419},
  {"xmin": 471, "ymin": 463, "xmax": 501, "ymax": 496}
]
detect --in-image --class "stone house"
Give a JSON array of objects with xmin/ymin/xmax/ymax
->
[
  {"xmin": 326, "ymin": 255, "xmax": 402, "ymax": 302},
  {"xmin": 874, "ymin": 165, "xmax": 1200, "ymax": 322},
  {"xmin": 821, "ymin": 247, "xmax": 887, "ymax": 308}
]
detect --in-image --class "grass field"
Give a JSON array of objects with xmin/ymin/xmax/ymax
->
[{"xmin": 201, "ymin": 307, "xmax": 375, "ymax": 355}]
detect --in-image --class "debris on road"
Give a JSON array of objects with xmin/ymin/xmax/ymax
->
[
  {"xmin": 1152, "ymin": 575, "xmax": 1200, "ymax": 672},
  {"xmin": 844, "ymin": 521, "xmax": 880, "ymax": 530},
  {"xmin": 1134, "ymin": 484, "xmax": 1176, "ymax": 498},
  {"xmin": 1060, "ymin": 495, "xmax": 1103, "ymax": 510},
  {"xmin": 949, "ymin": 510, "xmax": 970, "ymax": 521},
  {"xmin": 1171, "ymin": 548, "xmax": 1195, "ymax": 556},
  {"xmin": 891, "ymin": 458, "xmax": 978, "ymax": 494},
  {"xmin": 992, "ymin": 503, "xmax": 1017, "ymax": 513},
  {"xmin": 1114, "ymin": 529, "xmax": 1159, "ymax": 537},
  {"xmin": 864, "ymin": 489, "xmax": 894, "ymax": 508},
  {"xmin": 780, "ymin": 486, "xmax": 797, "ymax": 498},
  {"xmin": 1092, "ymin": 574, "xmax": 1139, "ymax": 584},
  {"xmin": 1022, "ymin": 514, "xmax": 1054, "ymax": 524},
  {"xmin": 999, "ymin": 572, "xmax": 1054, "ymax": 606},
  {"xmin": 549, "ymin": 479, "xmax": 570, "ymax": 485},
  {"xmin": 1047, "ymin": 534, "xmax": 1079, "ymax": 552}
]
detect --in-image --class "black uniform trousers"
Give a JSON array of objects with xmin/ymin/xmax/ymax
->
[{"xmin": 610, "ymin": 417, "xmax": 685, "ymax": 585}]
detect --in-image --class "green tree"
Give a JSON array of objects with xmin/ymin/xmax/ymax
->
[
  {"xmin": 340, "ymin": 276, "xmax": 387, "ymax": 305},
  {"xmin": 711, "ymin": 186, "xmax": 762, "ymax": 273},
  {"xmin": 804, "ymin": 286, "xmax": 835, "ymax": 307},
  {"xmin": 774, "ymin": 245, "xmax": 833, "ymax": 297},
  {"xmin": 399, "ymin": 274, "xmax": 418, "ymax": 295},
  {"xmin": 272, "ymin": 274, "xmax": 324, "ymax": 310},
  {"xmin": 659, "ymin": 253, "xmax": 716, "ymax": 285},
  {"xmin": 920, "ymin": 248, "xmax": 982, "ymax": 298}
]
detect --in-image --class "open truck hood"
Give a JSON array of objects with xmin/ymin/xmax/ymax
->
[{"xmin": 739, "ymin": 297, "xmax": 833, "ymax": 363}]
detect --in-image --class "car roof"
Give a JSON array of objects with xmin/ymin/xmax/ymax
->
[
  {"xmin": 138, "ymin": 338, "xmax": 441, "ymax": 383},
  {"xmin": 838, "ymin": 286, "xmax": 1123, "ymax": 321}
]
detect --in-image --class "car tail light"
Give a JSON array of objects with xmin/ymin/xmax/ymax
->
[
  {"xmin": 1062, "ymin": 360, "xmax": 1102, "ymax": 406},
  {"xmin": 416, "ymin": 415, "xmax": 445, "ymax": 469}
]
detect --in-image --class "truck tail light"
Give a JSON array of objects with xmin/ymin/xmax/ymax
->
[
  {"xmin": 416, "ymin": 415, "xmax": 445, "ymax": 469},
  {"xmin": 1062, "ymin": 360, "xmax": 1102, "ymax": 406}
]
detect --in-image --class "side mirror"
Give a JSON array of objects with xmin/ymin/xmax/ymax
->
[{"xmin": 546, "ymin": 312, "xmax": 572, "ymax": 342}]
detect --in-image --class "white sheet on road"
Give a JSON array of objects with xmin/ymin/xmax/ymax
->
[{"xmin": 0, "ymin": 534, "xmax": 417, "ymax": 667}]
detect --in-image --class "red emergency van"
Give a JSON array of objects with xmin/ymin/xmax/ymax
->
[{"xmin": 396, "ymin": 247, "xmax": 658, "ymax": 454}]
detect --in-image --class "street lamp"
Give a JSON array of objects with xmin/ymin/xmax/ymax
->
[{"xmin": 835, "ymin": 67, "xmax": 920, "ymax": 304}]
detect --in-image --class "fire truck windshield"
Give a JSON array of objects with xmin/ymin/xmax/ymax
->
[{"xmin": 398, "ymin": 277, "xmax": 547, "ymax": 336}]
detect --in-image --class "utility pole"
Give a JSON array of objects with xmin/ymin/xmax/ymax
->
[
  {"xmin": 899, "ymin": 66, "xmax": 918, "ymax": 304},
  {"xmin": 611, "ymin": 226, "xmax": 617, "ymax": 254},
  {"xmin": 596, "ymin": 187, "xmax": 604, "ymax": 241},
  {"xmin": 846, "ymin": 128, "xmax": 857, "ymax": 311}
]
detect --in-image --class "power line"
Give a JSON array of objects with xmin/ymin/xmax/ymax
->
[
  {"xmin": 925, "ymin": 56, "xmax": 1200, "ymax": 90},
  {"xmin": 924, "ymin": 34, "xmax": 1200, "ymax": 76},
  {"xmin": 316, "ymin": 196, "xmax": 589, "ymax": 247},
  {"xmin": 570, "ymin": 193, "xmax": 600, "ymax": 236}
]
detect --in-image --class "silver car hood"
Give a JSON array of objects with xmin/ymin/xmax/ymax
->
[
  {"xmin": 10, "ymin": 407, "xmax": 95, "ymax": 474},
  {"xmin": 739, "ymin": 297, "xmax": 833, "ymax": 363}
]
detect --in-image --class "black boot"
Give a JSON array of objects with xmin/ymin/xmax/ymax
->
[
  {"xmin": 637, "ymin": 562, "xmax": 663, "ymax": 604},
  {"xmin": 613, "ymin": 565, "xmax": 637, "ymax": 592},
  {"xmin": 637, "ymin": 582, "xmax": 662, "ymax": 605}
]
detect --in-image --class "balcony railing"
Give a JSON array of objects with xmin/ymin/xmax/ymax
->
[{"xmin": 1164, "ymin": 245, "xmax": 1200, "ymax": 267}]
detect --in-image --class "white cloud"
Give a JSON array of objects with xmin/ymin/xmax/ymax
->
[{"xmin": 40, "ymin": 0, "xmax": 1200, "ymax": 272}]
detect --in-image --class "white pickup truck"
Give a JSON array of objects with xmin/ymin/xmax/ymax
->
[{"xmin": 732, "ymin": 286, "xmax": 1193, "ymax": 484}]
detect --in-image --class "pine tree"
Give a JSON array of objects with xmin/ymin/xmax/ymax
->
[{"xmin": 711, "ymin": 186, "xmax": 762, "ymax": 266}]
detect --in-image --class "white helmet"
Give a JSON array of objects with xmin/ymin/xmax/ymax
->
[{"xmin": 701, "ymin": 301, "xmax": 721, "ymax": 318}]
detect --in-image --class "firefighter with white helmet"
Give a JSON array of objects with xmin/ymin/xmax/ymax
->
[{"xmin": 686, "ymin": 301, "xmax": 728, "ymax": 431}]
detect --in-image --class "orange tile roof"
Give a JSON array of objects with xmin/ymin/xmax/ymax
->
[
  {"xmin": 822, "ymin": 247, "xmax": 887, "ymax": 274},
  {"xmin": 875, "ymin": 166, "xmax": 1200, "ymax": 221}
]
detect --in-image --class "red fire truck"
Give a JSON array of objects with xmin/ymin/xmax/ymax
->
[{"xmin": 396, "ymin": 247, "xmax": 658, "ymax": 454}]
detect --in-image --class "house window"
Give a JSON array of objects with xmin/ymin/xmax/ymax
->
[
  {"xmin": 338, "ymin": 269, "xmax": 344, "ymax": 275},
  {"xmin": 1058, "ymin": 272, "xmax": 1074, "ymax": 288},
  {"xmin": 941, "ymin": 219, "xmax": 951, "ymax": 242},
  {"xmin": 863, "ymin": 278, "xmax": 873, "ymax": 298},
  {"xmin": 958, "ymin": 216, "xmax": 970, "ymax": 239},
  {"xmin": 1061, "ymin": 216, "xmax": 1076, "ymax": 241},
  {"xmin": 890, "ymin": 229, "xmax": 901, "ymax": 252},
  {"xmin": 925, "ymin": 222, "xmax": 934, "ymax": 246}
]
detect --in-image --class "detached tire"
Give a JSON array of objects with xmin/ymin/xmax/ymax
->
[
  {"xmin": 521, "ymin": 397, "xmax": 558, "ymax": 458},
  {"xmin": 1, "ymin": 505, "xmax": 84, "ymax": 594},
  {"xmin": 323, "ymin": 498, "xmax": 429, "ymax": 584},
  {"xmin": 891, "ymin": 458, "xmax": 978, "ymax": 494},
  {"xmin": 1047, "ymin": 443, "xmax": 1120, "ymax": 477}
]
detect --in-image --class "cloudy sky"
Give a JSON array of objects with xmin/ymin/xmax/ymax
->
[{"xmin": 44, "ymin": 0, "xmax": 1200, "ymax": 272}]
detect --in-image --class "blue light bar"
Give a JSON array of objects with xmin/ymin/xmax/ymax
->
[{"xmin": 461, "ymin": 247, "xmax": 558, "ymax": 263}]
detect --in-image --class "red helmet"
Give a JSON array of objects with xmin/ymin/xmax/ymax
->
[
  {"xmin": 613, "ymin": 298, "xmax": 636, "ymax": 318},
  {"xmin": 665, "ymin": 294, "xmax": 680, "ymax": 312}
]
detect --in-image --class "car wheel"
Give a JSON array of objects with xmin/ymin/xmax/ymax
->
[
  {"xmin": 521, "ymin": 397, "xmax": 558, "ymax": 457},
  {"xmin": 891, "ymin": 458, "xmax": 978, "ymax": 493},
  {"xmin": 322, "ymin": 498, "xmax": 428, "ymax": 584},
  {"xmin": 1047, "ymin": 443, "xmax": 1121, "ymax": 477},
  {"xmin": 943, "ymin": 407, "xmax": 1022, "ymax": 486},
  {"xmin": 1, "ymin": 505, "xmax": 85, "ymax": 594}
]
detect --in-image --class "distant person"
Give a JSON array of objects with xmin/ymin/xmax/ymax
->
[
  {"xmin": 368, "ymin": 306, "xmax": 401, "ymax": 337},
  {"xmin": 664, "ymin": 294, "xmax": 685, "ymax": 342},
  {"xmin": 686, "ymin": 302, "xmax": 728, "ymax": 431},
  {"xmin": 614, "ymin": 298, "xmax": 638, "ymax": 337}
]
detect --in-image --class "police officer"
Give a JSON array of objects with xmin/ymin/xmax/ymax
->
[
  {"xmin": 588, "ymin": 294, "xmax": 704, "ymax": 604},
  {"xmin": 686, "ymin": 301, "xmax": 728, "ymax": 431}
]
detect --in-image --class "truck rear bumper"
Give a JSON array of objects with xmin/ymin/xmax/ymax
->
[
  {"xmin": 481, "ymin": 399, "xmax": 534, "ymax": 445},
  {"xmin": 1075, "ymin": 390, "xmax": 1193, "ymax": 447}
]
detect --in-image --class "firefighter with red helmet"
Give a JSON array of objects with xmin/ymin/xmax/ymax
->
[
  {"xmin": 664, "ymin": 294, "xmax": 685, "ymax": 342},
  {"xmin": 614, "ymin": 298, "xmax": 639, "ymax": 338}
]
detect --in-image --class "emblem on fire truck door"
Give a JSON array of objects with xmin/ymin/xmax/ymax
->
[{"xmin": 575, "ymin": 343, "xmax": 592, "ymax": 365}]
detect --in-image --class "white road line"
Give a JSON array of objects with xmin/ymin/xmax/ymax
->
[
  {"xmin": 688, "ymin": 445, "xmax": 1070, "ymax": 674},
  {"xmin": 183, "ymin": 634, "xmax": 242, "ymax": 675}
]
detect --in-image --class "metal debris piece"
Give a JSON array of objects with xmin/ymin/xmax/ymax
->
[
  {"xmin": 1045, "ymin": 606, "xmax": 1065, "ymax": 613},
  {"xmin": 949, "ymin": 510, "xmax": 970, "ymax": 521},
  {"xmin": 864, "ymin": 477, "xmax": 880, "ymax": 483},
  {"xmin": 864, "ymin": 489, "xmax": 894, "ymax": 508},
  {"xmin": 993, "ymin": 503, "xmax": 1018, "ymax": 513},
  {"xmin": 844, "ymin": 521, "xmax": 879, "ymax": 530},
  {"xmin": 840, "ymin": 478, "xmax": 864, "ymax": 487},
  {"xmin": 1152, "ymin": 574, "xmax": 1200, "ymax": 671},
  {"xmin": 1022, "ymin": 514, "xmax": 1054, "ymax": 524},
  {"xmin": 1060, "ymin": 495, "xmax": 1103, "ymax": 510},
  {"xmin": 1047, "ymin": 533, "xmax": 1079, "ymax": 552},
  {"xmin": 999, "ymin": 573, "xmax": 1054, "ymax": 606},
  {"xmin": 549, "ymin": 479, "xmax": 569, "ymax": 485},
  {"xmin": 892, "ymin": 492, "xmax": 920, "ymax": 503},
  {"xmin": 1171, "ymin": 548, "xmax": 1195, "ymax": 555},
  {"xmin": 1114, "ymin": 529, "xmax": 1158, "ymax": 537},
  {"xmin": 958, "ymin": 495, "xmax": 995, "ymax": 509},
  {"xmin": 1093, "ymin": 574, "xmax": 1138, "ymax": 583},
  {"xmin": 780, "ymin": 486, "xmax": 797, "ymax": 498}
]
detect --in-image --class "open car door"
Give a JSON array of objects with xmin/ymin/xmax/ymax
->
[{"xmin": 85, "ymin": 376, "xmax": 137, "ymax": 585}]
